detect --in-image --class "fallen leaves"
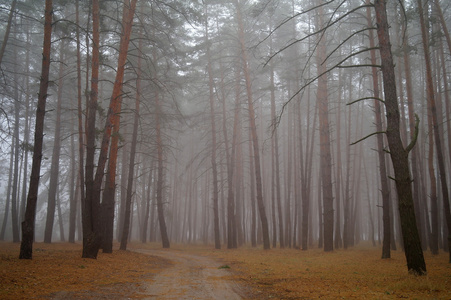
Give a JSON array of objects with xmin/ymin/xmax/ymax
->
[
  {"xmin": 0, "ymin": 242, "xmax": 170, "ymax": 299},
  {"xmin": 1, "ymin": 241, "xmax": 450, "ymax": 299},
  {"xmin": 199, "ymin": 244, "xmax": 451, "ymax": 299}
]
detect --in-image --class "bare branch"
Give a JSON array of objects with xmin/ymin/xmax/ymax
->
[
  {"xmin": 350, "ymin": 131, "xmax": 386, "ymax": 146},
  {"xmin": 337, "ymin": 63, "xmax": 381, "ymax": 68},
  {"xmin": 281, "ymin": 46, "xmax": 380, "ymax": 112},
  {"xmin": 323, "ymin": 27, "xmax": 376, "ymax": 64},
  {"xmin": 264, "ymin": 3, "xmax": 373, "ymax": 67},
  {"xmin": 347, "ymin": 96, "xmax": 385, "ymax": 106}
]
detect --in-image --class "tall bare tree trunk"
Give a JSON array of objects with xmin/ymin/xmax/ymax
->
[
  {"xmin": 235, "ymin": 0, "xmax": 270, "ymax": 249},
  {"xmin": 154, "ymin": 88, "xmax": 170, "ymax": 249},
  {"xmin": 11, "ymin": 49, "xmax": 20, "ymax": 243},
  {"xmin": 269, "ymin": 51, "xmax": 284, "ymax": 249},
  {"xmin": 316, "ymin": 1, "xmax": 334, "ymax": 252},
  {"xmin": 83, "ymin": 0, "xmax": 101, "ymax": 259},
  {"xmin": 417, "ymin": 0, "xmax": 451, "ymax": 263},
  {"xmin": 20, "ymin": 19, "xmax": 32, "ymax": 224},
  {"xmin": 71, "ymin": 0, "xmax": 84, "ymax": 244},
  {"xmin": 19, "ymin": 0, "xmax": 53, "ymax": 259},
  {"xmin": 119, "ymin": 25, "xmax": 142, "ymax": 251},
  {"xmin": 334, "ymin": 66, "xmax": 343, "ymax": 250},
  {"xmin": 301, "ymin": 87, "xmax": 317, "ymax": 250},
  {"xmin": 44, "ymin": 39, "xmax": 66, "ymax": 243},
  {"xmin": 204, "ymin": 5, "xmax": 220, "ymax": 249},
  {"xmin": 374, "ymin": 0, "xmax": 426, "ymax": 274},
  {"xmin": 83, "ymin": 0, "xmax": 137, "ymax": 258},
  {"xmin": 366, "ymin": 3, "xmax": 391, "ymax": 258}
]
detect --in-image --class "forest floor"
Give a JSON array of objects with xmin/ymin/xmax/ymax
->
[{"xmin": 1, "ymin": 241, "xmax": 450, "ymax": 299}]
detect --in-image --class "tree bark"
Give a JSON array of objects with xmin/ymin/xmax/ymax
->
[{"xmin": 19, "ymin": 0, "xmax": 53, "ymax": 259}]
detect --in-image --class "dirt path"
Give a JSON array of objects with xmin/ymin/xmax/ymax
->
[{"xmin": 132, "ymin": 248, "xmax": 245, "ymax": 299}]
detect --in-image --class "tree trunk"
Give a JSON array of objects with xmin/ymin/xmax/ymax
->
[
  {"xmin": 269, "ymin": 53, "xmax": 284, "ymax": 248},
  {"xmin": 417, "ymin": 0, "xmax": 451, "ymax": 263},
  {"xmin": 141, "ymin": 162, "xmax": 154, "ymax": 243},
  {"xmin": 119, "ymin": 27, "xmax": 142, "ymax": 251},
  {"xmin": 83, "ymin": 0, "xmax": 137, "ymax": 258},
  {"xmin": 71, "ymin": 0, "xmax": 84, "ymax": 244},
  {"xmin": 101, "ymin": 117, "xmax": 121, "ymax": 253},
  {"xmin": 44, "ymin": 39, "xmax": 66, "ymax": 243},
  {"xmin": 0, "ymin": 141, "xmax": 14, "ymax": 240},
  {"xmin": 374, "ymin": 0, "xmax": 426, "ymax": 275},
  {"xmin": 315, "ymin": 1, "xmax": 334, "ymax": 252},
  {"xmin": 248, "ymin": 121, "xmax": 257, "ymax": 248},
  {"xmin": 301, "ymin": 90, "xmax": 317, "ymax": 250},
  {"xmin": 19, "ymin": 0, "xmax": 53, "ymax": 259},
  {"xmin": 235, "ymin": 0, "xmax": 270, "ymax": 250},
  {"xmin": 433, "ymin": 0, "xmax": 451, "ymax": 55},
  {"xmin": 83, "ymin": 0, "xmax": 101, "ymax": 259},
  {"xmin": 154, "ymin": 89, "xmax": 170, "ymax": 249},
  {"xmin": 68, "ymin": 133, "xmax": 78, "ymax": 243},
  {"xmin": 204, "ymin": 5, "xmax": 221, "ymax": 249},
  {"xmin": 334, "ymin": 66, "xmax": 343, "ymax": 250},
  {"xmin": 225, "ymin": 66, "xmax": 241, "ymax": 249},
  {"xmin": 11, "ymin": 53, "xmax": 20, "ymax": 243},
  {"xmin": 20, "ymin": 20, "xmax": 32, "ymax": 224},
  {"xmin": 366, "ymin": 4, "xmax": 391, "ymax": 258},
  {"xmin": 0, "ymin": 0, "xmax": 16, "ymax": 66}
]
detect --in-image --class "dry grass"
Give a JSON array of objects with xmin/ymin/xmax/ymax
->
[
  {"xmin": 1, "ymin": 241, "xmax": 450, "ymax": 299},
  {"xmin": 193, "ymin": 243, "xmax": 451, "ymax": 299},
  {"xmin": 0, "ymin": 242, "xmax": 170, "ymax": 299}
]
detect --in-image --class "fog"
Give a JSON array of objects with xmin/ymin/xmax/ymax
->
[{"xmin": 0, "ymin": 0, "xmax": 449, "ymax": 269}]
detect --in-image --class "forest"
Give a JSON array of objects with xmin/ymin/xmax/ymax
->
[{"xmin": 0, "ymin": 0, "xmax": 450, "ymax": 280}]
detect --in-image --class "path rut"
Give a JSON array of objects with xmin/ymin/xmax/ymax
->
[{"xmin": 132, "ymin": 248, "xmax": 244, "ymax": 299}]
